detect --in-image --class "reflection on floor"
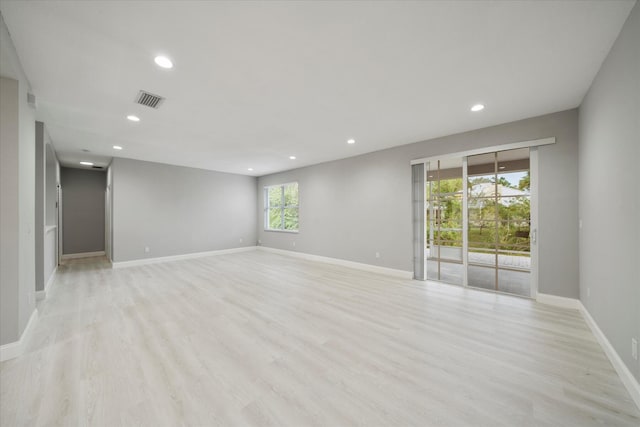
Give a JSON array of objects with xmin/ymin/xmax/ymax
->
[{"xmin": 426, "ymin": 248, "xmax": 531, "ymax": 296}]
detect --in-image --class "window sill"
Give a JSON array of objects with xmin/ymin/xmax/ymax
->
[{"xmin": 264, "ymin": 229, "xmax": 299, "ymax": 234}]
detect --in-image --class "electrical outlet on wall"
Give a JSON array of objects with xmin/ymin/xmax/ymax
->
[
  {"xmin": 144, "ymin": 246, "xmax": 150, "ymax": 253},
  {"xmin": 632, "ymin": 338, "xmax": 638, "ymax": 361},
  {"xmin": 292, "ymin": 241, "xmax": 296, "ymax": 247},
  {"xmin": 239, "ymin": 238, "xmax": 243, "ymax": 243},
  {"xmin": 375, "ymin": 252, "xmax": 380, "ymax": 258}
]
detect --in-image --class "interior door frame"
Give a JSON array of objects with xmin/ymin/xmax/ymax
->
[
  {"xmin": 411, "ymin": 137, "xmax": 553, "ymax": 298},
  {"xmin": 104, "ymin": 184, "xmax": 112, "ymax": 262},
  {"xmin": 57, "ymin": 184, "xmax": 62, "ymax": 265}
]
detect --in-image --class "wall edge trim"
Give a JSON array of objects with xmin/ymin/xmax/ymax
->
[
  {"xmin": 536, "ymin": 292, "xmax": 581, "ymax": 309},
  {"xmin": 537, "ymin": 293, "xmax": 639, "ymax": 409},
  {"xmin": 36, "ymin": 267, "xmax": 57, "ymax": 301},
  {"xmin": 0, "ymin": 308, "xmax": 38, "ymax": 362},
  {"xmin": 579, "ymin": 302, "xmax": 640, "ymax": 410},
  {"xmin": 111, "ymin": 246, "xmax": 257, "ymax": 269},
  {"xmin": 61, "ymin": 251, "xmax": 105, "ymax": 260},
  {"xmin": 257, "ymin": 246, "xmax": 413, "ymax": 279}
]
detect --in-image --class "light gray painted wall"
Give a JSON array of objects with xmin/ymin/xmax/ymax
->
[
  {"xmin": 1, "ymin": 9, "xmax": 38, "ymax": 345},
  {"xmin": 43, "ymin": 228, "xmax": 56, "ymax": 287},
  {"xmin": 61, "ymin": 167, "xmax": 106, "ymax": 254},
  {"xmin": 18, "ymin": 75, "xmax": 36, "ymax": 340},
  {"xmin": 17, "ymin": 58, "xmax": 36, "ymax": 341},
  {"xmin": 105, "ymin": 164, "xmax": 113, "ymax": 261},
  {"xmin": 111, "ymin": 158, "xmax": 257, "ymax": 263},
  {"xmin": 0, "ymin": 76, "xmax": 21, "ymax": 345},
  {"xmin": 45, "ymin": 141, "xmax": 59, "ymax": 226},
  {"xmin": 579, "ymin": 2, "xmax": 639, "ymax": 382},
  {"xmin": 44, "ymin": 136, "xmax": 59, "ymax": 288},
  {"xmin": 35, "ymin": 122, "xmax": 45, "ymax": 291},
  {"xmin": 258, "ymin": 109, "xmax": 579, "ymax": 298},
  {"xmin": 0, "ymin": 46, "xmax": 37, "ymax": 346}
]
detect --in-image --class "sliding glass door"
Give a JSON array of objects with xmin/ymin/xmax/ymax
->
[
  {"xmin": 416, "ymin": 147, "xmax": 534, "ymax": 298},
  {"xmin": 467, "ymin": 148, "xmax": 531, "ymax": 296}
]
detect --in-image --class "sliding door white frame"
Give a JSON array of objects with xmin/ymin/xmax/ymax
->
[
  {"xmin": 462, "ymin": 157, "xmax": 469, "ymax": 287},
  {"xmin": 529, "ymin": 147, "xmax": 539, "ymax": 298}
]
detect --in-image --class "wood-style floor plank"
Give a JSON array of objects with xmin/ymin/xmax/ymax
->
[{"xmin": 1, "ymin": 251, "xmax": 638, "ymax": 426}]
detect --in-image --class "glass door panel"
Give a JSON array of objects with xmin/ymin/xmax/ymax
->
[
  {"xmin": 467, "ymin": 148, "xmax": 531, "ymax": 296},
  {"xmin": 498, "ymin": 269, "xmax": 530, "ymax": 297},
  {"xmin": 467, "ymin": 265, "xmax": 496, "ymax": 290},
  {"xmin": 426, "ymin": 158, "xmax": 463, "ymax": 286}
]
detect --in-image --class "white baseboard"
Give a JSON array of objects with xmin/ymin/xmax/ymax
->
[
  {"xmin": 36, "ymin": 267, "xmax": 57, "ymax": 300},
  {"xmin": 257, "ymin": 246, "xmax": 413, "ymax": 279},
  {"xmin": 536, "ymin": 294, "xmax": 639, "ymax": 409},
  {"xmin": 0, "ymin": 308, "xmax": 38, "ymax": 362},
  {"xmin": 579, "ymin": 302, "xmax": 640, "ymax": 410},
  {"xmin": 61, "ymin": 251, "xmax": 105, "ymax": 260},
  {"xmin": 112, "ymin": 246, "xmax": 257, "ymax": 269},
  {"xmin": 536, "ymin": 293, "xmax": 581, "ymax": 309}
]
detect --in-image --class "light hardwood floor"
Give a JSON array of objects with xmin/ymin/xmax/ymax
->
[{"xmin": 1, "ymin": 250, "xmax": 638, "ymax": 426}]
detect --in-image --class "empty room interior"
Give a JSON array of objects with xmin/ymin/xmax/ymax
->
[{"xmin": 1, "ymin": 0, "xmax": 639, "ymax": 425}]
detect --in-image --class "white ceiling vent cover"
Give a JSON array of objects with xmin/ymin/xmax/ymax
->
[{"xmin": 135, "ymin": 90, "xmax": 165, "ymax": 109}]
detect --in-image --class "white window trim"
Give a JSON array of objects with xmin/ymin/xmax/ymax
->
[{"xmin": 264, "ymin": 182, "xmax": 299, "ymax": 233}]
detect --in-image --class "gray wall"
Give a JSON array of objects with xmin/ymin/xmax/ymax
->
[
  {"xmin": 579, "ymin": 2, "xmax": 639, "ymax": 382},
  {"xmin": 1, "ymin": 9, "xmax": 37, "ymax": 346},
  {"xmin": 258, "ymin": 109, "xmax": 579, "ymax": 299},
  {"xmin": 111, "ymin": 157, "xmax": 257, "ymax": 263},
  {"xmin": 35, "ymin": 123, "xmax": 45, "ymax": 291},
  {"xmin": 61, "ymin": 167, "xmax": 106, "ymax": 255},
  {"xmin": 0, "ymin": 69, "xmax": 36, "ymax": 346},
  {"xmin": 105, "ymin": 164, "xmax": 113, "ymax": 261},
  {"xmin": 45, "ymin": 142, "xmax": 59, "ymax": 226},
  {"xmin": 44, "ymin": 134, "xmax": 59, "ymax": 289},
  {"xmin": 0, "ymin": 77, "xmax": 21, "ymax": 345}
]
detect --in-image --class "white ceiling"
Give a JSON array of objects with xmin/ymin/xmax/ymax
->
[{"xmin": 0, "ymin": 1, "xmax": 634, "ymax": 175}]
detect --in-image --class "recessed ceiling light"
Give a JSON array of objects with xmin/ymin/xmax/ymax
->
[
  {"xmin": 347, "ymin": 139, "xmax": 356, "ymax": 144},
  {"xmin": 80, "ymin": 161, "xmax": 94, "ymax": 166},
  {"xmin": 154, "ymin": 55, "xmax": 173, "ymax": 69},
  {"xmin": 470, "ymin": 104, "xmax": 485, "ymax": 112},
  {"xmin": 113, "ymin": 145, "xmax": 123, "ymax": 150},
  {"xmin": 289, "ymin": 156, "xmax": 296, "ymax": 160},
  {"xmin": 499, "ymin": 166, "xmax": 506, "ymax": 170},
  {"xmin": 126, "ymin": 115, "xmax": 140, "ymax": 122},
  {"xmin": 248, "ymin": 168, "xmax": 254, "ymax": 171}
]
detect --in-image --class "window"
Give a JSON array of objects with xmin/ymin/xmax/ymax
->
[{"xmin": 264, "ymin": 182, "xmax": 298, "ymax": 232}]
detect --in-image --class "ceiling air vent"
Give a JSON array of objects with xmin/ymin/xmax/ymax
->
[
  {"xmin": 92, "ymin": 166, "xmax": 104, "ymax": 170},
  {"xmin": 135, "ymin": 90, "xmax": 165, "ymax": 109}
]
